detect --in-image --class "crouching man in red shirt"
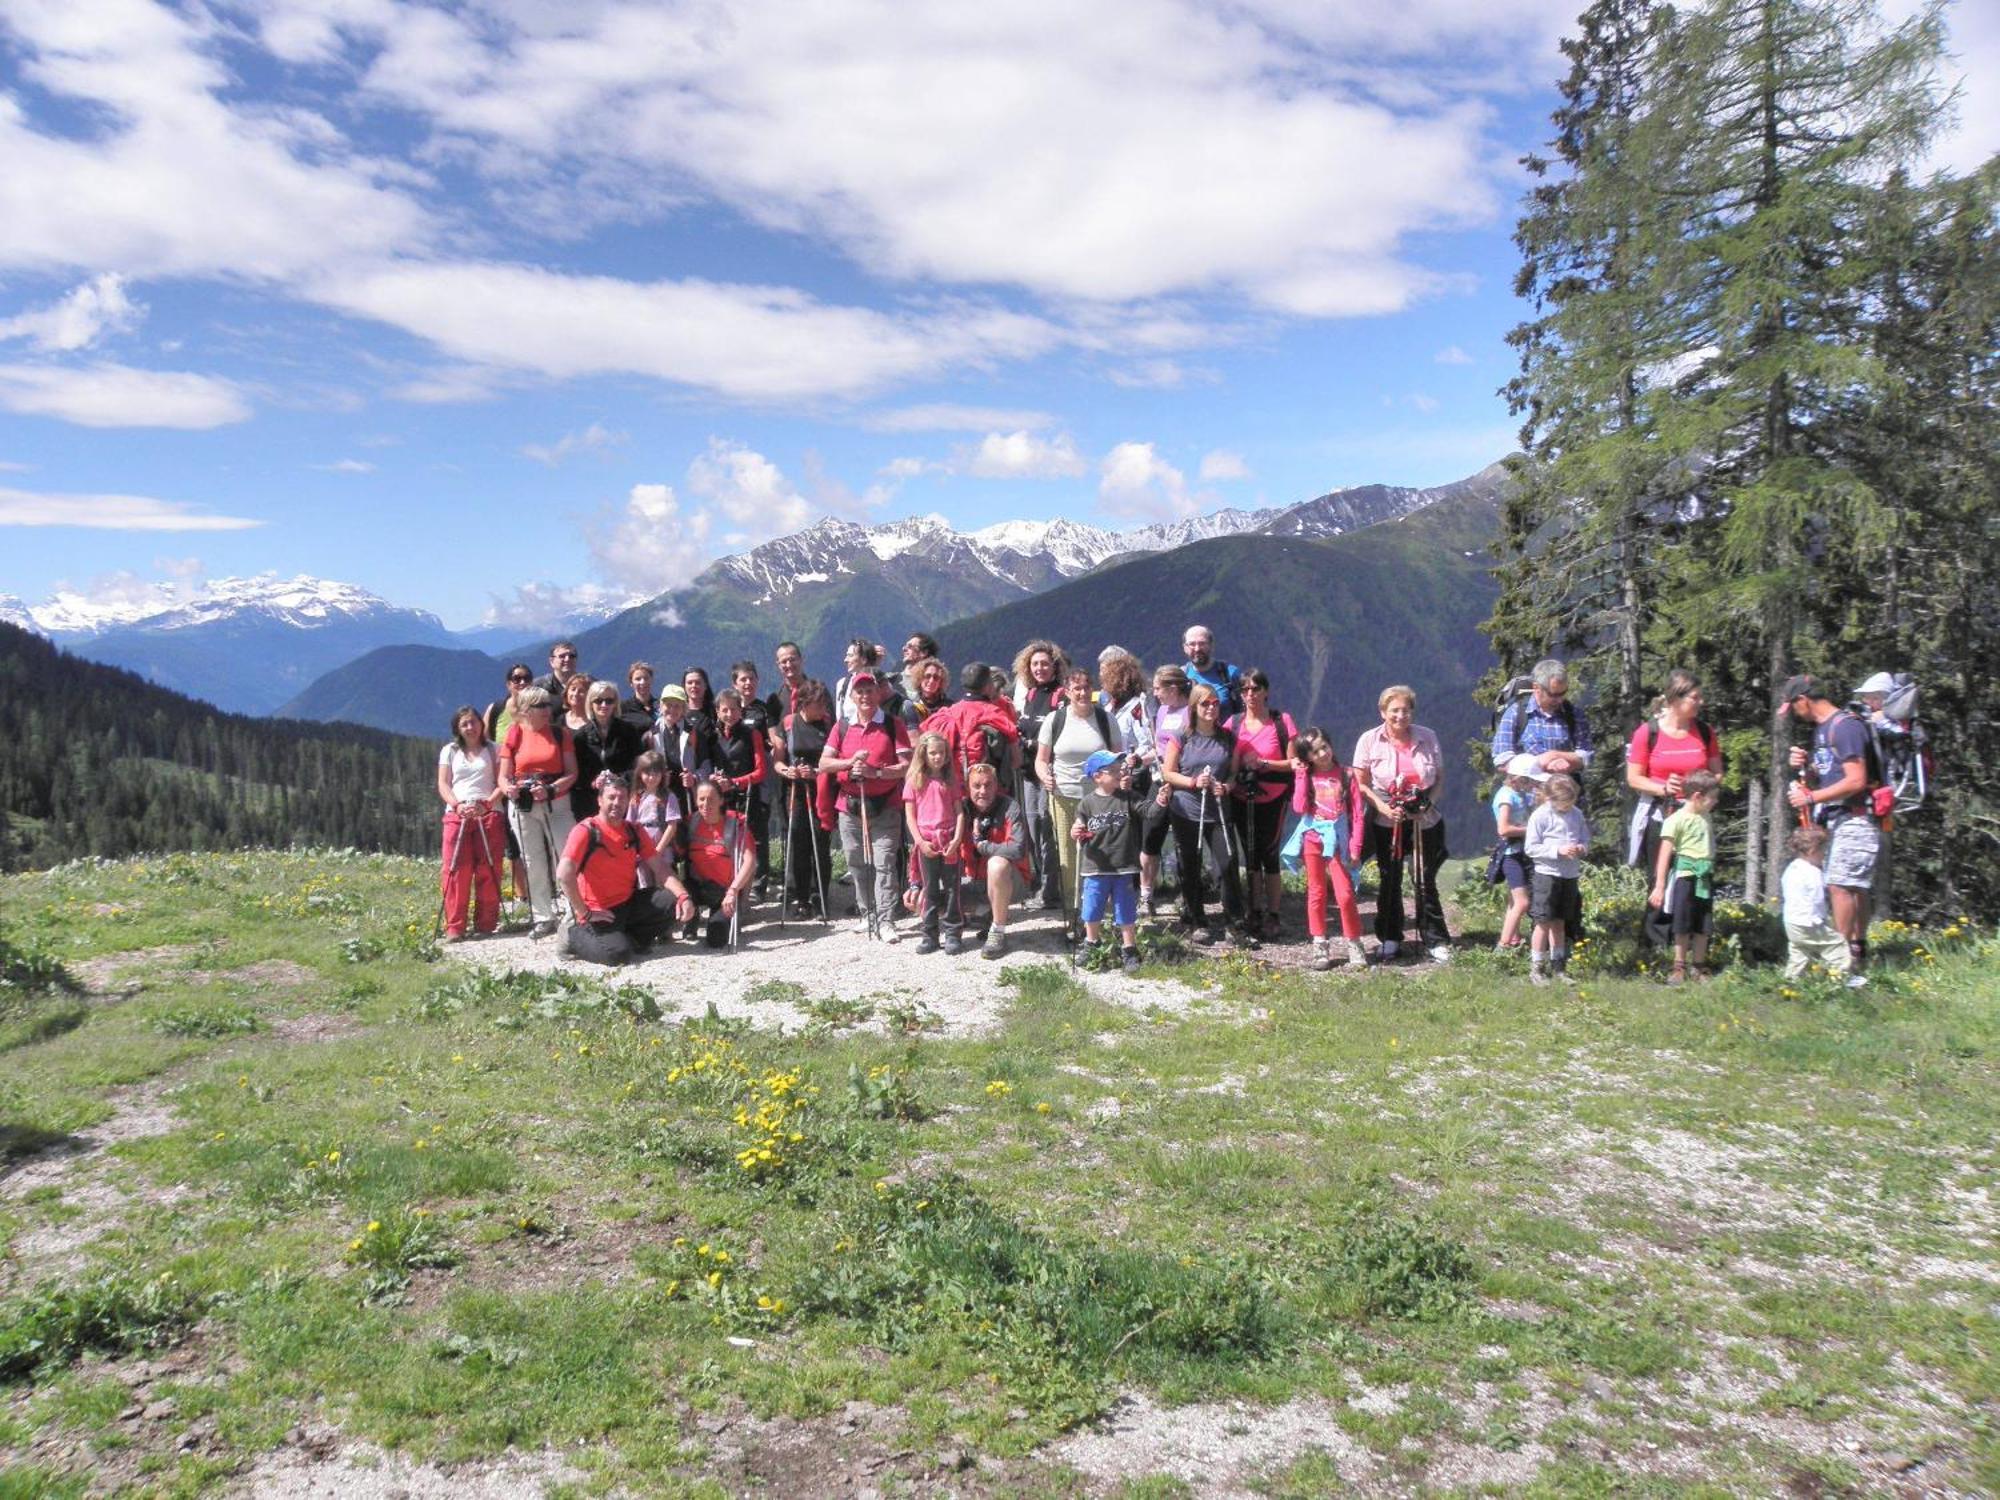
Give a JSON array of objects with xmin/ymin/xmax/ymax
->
[{"xmin": 558, "ymin": 772, "xmax": 695, "ymax": 965}]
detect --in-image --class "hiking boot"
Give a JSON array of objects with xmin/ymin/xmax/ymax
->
[
  {"xmin": 531, "ymin": 919, "xmax": 558, "ymax": 940},
  {"xmin": 1378, "ymin": 939, "xmax": 1401, "ymax": 962},
  {"xmin": 1242, "ymin": 910, "xmax": 1264, "ymax": 939},
  {"xmin": 942, "ymin": 933, "xmax": 964, "ymax": 956},
  {"xmin": 915, "ymin": 933, "xmax": 940, "ymax": 955},
  {"xmin": 1529, "ymin": 966, "xmax": 1551, "ymax": 987},
  {"xmin": 1070, "ymin": 943, "xmax": 1091, "ymax": 969},
  {"xmin": 1120, "ymin": 947, "xmax": 1141, "ymax": 975},
  {"xmin": 1427, "ymin": 943, "xmax": 1454, "ymax": 966},
  {"xmin": 879, "ymin": 922, "xmax": 902, "ymax": 945},
  {"xmin": 1198, "ymin": 926, "xmax": 1223, "ymax": 947},
  {"xmin": 1311, "ymin": 938, "xmax": 1332, "ymax": 971},
  {"xmin": 982, "ymin": 928, "xmax": 1006, "ymax": 960},
  {"xmin": 1344, "ymin": 943, "xmax": 1369, "ymax": 972},
  {"xmin": 1230, "ymin": 924, "xmax": 1261, "ymax": 950}
]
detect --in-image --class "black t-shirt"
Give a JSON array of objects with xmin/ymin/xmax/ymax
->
[
  {"xmin": 1078, "ymin": 789, "xmax": 1142, "ymax": 875},
  {"xmin": 1809, "ymin": 710, "xmax": 1874, "ymax": 823}
]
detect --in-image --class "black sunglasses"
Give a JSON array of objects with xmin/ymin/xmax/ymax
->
[{"xmin": 508, "ymin": 674, "xmax": 531, "ymax": 684}]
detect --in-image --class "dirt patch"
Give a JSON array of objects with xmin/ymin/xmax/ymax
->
[
  {"xmin": 1051, "ymin": 1390, "xmax": 1382, "ymax": 1496},
  {"xmin": 228, "ymin": 1423, "xmax": 587, "ymax": 1498},
  {"xmin": 268, "ymin": 1012, "xmax": 366, "ymax": 1044},
  {"xmin": 70, "ymin": 944, "xmax": 196, "ymax": 998}
]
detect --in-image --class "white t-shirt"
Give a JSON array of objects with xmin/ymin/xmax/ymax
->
[
  {"xmin": 1781, "ymin": 858, "xmax": 1829, "ymax": 927},
  {"xmin": 439, "ymin": 743, "xmax": 498, "ymax": 803},
  {"xmin": 1039, "ymin": 700, "xmax": 1123, "ymax": 799}
]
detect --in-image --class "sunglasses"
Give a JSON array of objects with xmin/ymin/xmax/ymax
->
[{"xmin": 508, "ymin": 675, "xmax": 531, "ymax": 684}]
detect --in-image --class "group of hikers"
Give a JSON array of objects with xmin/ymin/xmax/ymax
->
[{"xmin": 433, "ymin": 625, "xmax": 1910, "ymax": 987}]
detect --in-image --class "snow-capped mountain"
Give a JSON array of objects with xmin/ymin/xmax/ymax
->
[
  {"xmin": 695, "ymin": 468, "xmax": 1500, "ymax": 607},
  {"xmin": 45, "ymin": 574, "xmax": 459, "ymax": 717},
  {"xmin": 0, "ymin": 593, "xmax": 37, "ymax": 634}
]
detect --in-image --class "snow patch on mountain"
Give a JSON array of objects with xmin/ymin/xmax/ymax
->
[
  {"xmin": 26, "ymin": 574, "xmax": 443, "ymax": 639},
  {"xmin": 0, "ymin": 593, "xmax": 40, "ymax": 634}
]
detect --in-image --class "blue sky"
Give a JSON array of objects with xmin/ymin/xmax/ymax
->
[{"xmin": 0, "ymin": 0, "xmax": 1990, "ymax": 630}]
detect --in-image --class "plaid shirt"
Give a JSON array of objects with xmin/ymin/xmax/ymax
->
[{"xmin": 1490, "ymin": 699, "xmax": 1594, "ymax": 767}]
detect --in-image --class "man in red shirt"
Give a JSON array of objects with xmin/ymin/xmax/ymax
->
[
  {"xmin": 558, "ymin": 772, "xmax": 695, "ymax": 965},
  {"xmin": 819, "ymin": 673, "xmax": 911, "ymax": 939}
]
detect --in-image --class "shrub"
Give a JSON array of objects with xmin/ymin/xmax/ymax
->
[
  {"xmin": 151, "ymin": 1002, "xmax": 261, "ymax": 1039},
  {"xmin": 0, "ymin": 1271, "xmax": 203, "ymax": 1381}
]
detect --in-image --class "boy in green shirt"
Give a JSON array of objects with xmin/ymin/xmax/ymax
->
[{"xmin": 1648, "ymin": 770, "xmax": 1721, "ymax": 984}]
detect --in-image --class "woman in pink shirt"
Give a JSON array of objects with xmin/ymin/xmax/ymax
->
[
  {"xmin": 1352, "ymin": 684, "xmax": 1451, "ymax": 963},
  {"xmin": 1626, "ymin": 668, "xmax": 1723, "ymax": 945},
  {"xmin": 1226, "ymin": 668, "xmax": 1299, "ymax": 939}
]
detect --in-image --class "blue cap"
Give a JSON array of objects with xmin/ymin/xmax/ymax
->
[{"xmin": 1082, "ymin": 750, "xmax": 1121, "ymax": 779}]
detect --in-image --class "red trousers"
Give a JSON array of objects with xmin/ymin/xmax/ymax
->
[
  {"xmin": 1301, "ymin": 830, "xmax": 1362, "ymax": 941},
  {"xmin": 441, "ymin": 806, "xmax": 504, "ymax": 936}
]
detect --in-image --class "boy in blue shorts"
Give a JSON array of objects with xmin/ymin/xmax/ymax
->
[{"xmin": 1073, "ymin": 750, "xmax": 1143, "ymax": 974}]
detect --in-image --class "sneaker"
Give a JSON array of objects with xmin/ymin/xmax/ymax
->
[
  {"xmin": 1844, "ymin": 973, "xmax": 1869, "ymax": 989},
  {"xmin": 1344, "ymin": 943, "xmax": 1369, "ymax": 972},
  {"xmin": 942, "ymin": 933, "xmax": 963, "ymax": 956},
  {"xmin": 1378, "ymin": 939, "xmax": 1401, "ymax": 961},
  {"xmin": 1143, "ymin": 887, "xmax": 1159, "ymax": 917},
  {"xmin": 531, "ymin": 919, "xmax": 558, "ymax": 940},
  {"xmin": 1529, "ymin": 966, "xmax": 1551, "ymax": 987},
  {"xmin": 1198, "ymin": 926, "xmax": 1222, "ymax": 947},
  {"xmin": 854, "ymin": 915, "xmax": 876, "ymax": 939},
  {"xmin": 1070, "ymin": 944, "xmax": 1090, "ymax": 969},
  {"xmin": 1427, "ymin": 944, "xmax": 1453, "ymax": 965},
  {"xmin": 1230, "ymin": 925, "xmax": 1261, "ymax": 951},
  {"xmin": 982, "ymin": 929, "xmax": 1006, "ymax": 960},
  {"xmin": 1120, "ymin": 947, "xmax": 1141, "ymax": 974},
  {"xmin": 1311, "ymin": 939, "xmax": 1332, "ymax": 971},
  {"xmin": 1243, "ymin": 910, "xmax": 1264, "ymax": 939},
  {"xmin": 915, "ymin": 933, "xmax": 940, "ymax": 955},
  {"xmin": 879, "ymin": 923, "xmax": 902, "ymax": 945},
  {"xmin": 443, "ymin": 931, "xmax": 466, "ymax": 944}
]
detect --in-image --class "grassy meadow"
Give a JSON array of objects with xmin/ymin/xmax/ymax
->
[{"xmin": 0, "ymin": 851, "xmax": 1994, "ymax": 1496}]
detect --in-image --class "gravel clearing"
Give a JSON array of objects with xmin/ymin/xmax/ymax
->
[{"xmin": 447, "ymin": 901, "xmax": 1215, "ymax": 1036}]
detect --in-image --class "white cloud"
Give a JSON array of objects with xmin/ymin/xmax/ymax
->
[
  {"xmin": 1106, "ymin": 359, "xmax": 1218, "ymax": 390},
  {"xmin": 957, "ymin": 431, "xmax": 1088, "ymax": 480},
  {"xmin": 154, "ymin": 554, "xmax": 205, "ymax": 581},
  {"xmin": 521, "ymin": 421, "xmax": 627, "ymax": 466},
  {"xmin": 1099, "ymin": 441, "xmax": 1199, "ymax": 522},
  {"xmin": 0, "ymin": 0, "xmax": 431, "ymax": 281},
  {"xmin": 317, "ymin": 261, "xmax": 1061, "ymax": 403},
  {"xmin": 1406, "ymin": 392, "xmax": 1441, "ymax": 413},
  {"xmin": 1199, "ymin": 449, "xmax": 1251, "ymax": 482},
  {"xmin": 877, "ymin": 456, "xmax": 931, "ymax": 480},
  {"xmin": 0, "ymin": 363, "xmax": 251, "ymax": 428},
  {"xmin": 1434, "ymin": 344, "xmax": 1474, "ymax": 365},
  {"xmin": 652, "ymin": 603, "xmax": 686, "ymax": 628},
  {"xmin": 312, "ymin": 458, "xmax": 376, "ymax": 474},
  {"xmin": 478, "ymin": 578, "xmax": 634, "ymax": 634},
  {"xmin": 0, "ymin": 274, "xmax": 142, "ymax": 351},
  {"xmin": 0, "ymin": 485, "xmax": 262, "ymax": 530},
  {"xmin": 685, "ymin": 438, "xmax": 816, "ymax": 535},
  {"xmin": 330, "ymin": 0, "xmax": 1506, "ymax": 311},
  {"xmin": 586, "ymin": 481, "xmax": 712, "ymax": 597},
  {"xmin": 863, "ymin": 404, "xmax": 1057, "ymax": 433}
]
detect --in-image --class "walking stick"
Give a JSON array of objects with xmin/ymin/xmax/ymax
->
[
  {"xmin": 1069, "ymin": 812, "xmax": 1086, "ymax": 950},
  {"xmin": 1410, "ymin": 803, "xmax": 1427, "ymax": 946},
  {"xmin": 855, "ymin": 749, "xmax": 878, "ymax": 941},
  {"xmin": 778, "ymin": 778, "xmax": 794, "ymax": 934},
  {"xmin": 433, "ymin": 811, "xmax": 460, "ymax": 939}
]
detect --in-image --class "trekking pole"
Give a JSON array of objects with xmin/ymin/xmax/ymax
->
[
  {"xmin": 1410, "ymin": 800, "xmax": 1427, "ymax": 946},
  {"xmin": 778, "ymin": 779, "xmax": 794, "ymax": 934},
  {"xmin": 1069, "ymin": 813, "xmax": 1085, "ymax": 950},
  {"xmin": 855, "ymin": 758, "xmax": 878, "ymax": 941},
  {"xmin": 433, "ymin": 811, "xmax": 458, "ymax": 939}
]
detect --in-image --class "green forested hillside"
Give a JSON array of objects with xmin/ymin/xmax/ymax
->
[
  {"xmin": 940, "ymin": 488, "xmax": 1503, "ymax": 847},
  {"xmin": 0, "ymin": 623, "xmax": 440, "ymax": 870}
]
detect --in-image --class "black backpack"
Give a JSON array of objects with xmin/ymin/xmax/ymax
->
[{"xmin": 1047, "ymin": 700, "xmax": 1114, "ymax": 750}]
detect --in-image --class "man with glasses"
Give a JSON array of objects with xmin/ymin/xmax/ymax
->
[
  {"xmin": 538, "ymin": 641, "xmax": 580, "ymax": 701},
  {"xmin": 1490, "ymin": 658, "xmax": 1592, "ymax": 777}
]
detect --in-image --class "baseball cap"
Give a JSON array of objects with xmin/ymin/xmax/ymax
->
[
  {"xmin": 1505, "ymin": 753, "xmax": 1548, "ymax": 782},
  {"xmin": 1775, "ymin": 674, "xmax": 1821, "ymax": 714},
  {"xmin": 1082, "ymin": 750, "xmax": 1121, "ymax": 779},
  {"xmin": 849, "ymin": 671, "xmax": 879, "ymax": 688},
  {"xmin": 1854, "ymin": 671, "xmax": 1896, "ymax": 697},
  {"xmin": 660, "ymin": 685, "xmax": 689, "ymax": 703}
]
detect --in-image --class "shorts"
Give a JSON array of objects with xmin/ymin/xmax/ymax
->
[
  {"xmin": 1081, "ymin": 872, "xmax": 1138, "ymax": 926},
  {"xmin": 1530, "ymin": 870, "xmax": 1582, "ymax": 928},
  {"xmin": 1824, "ymin": 817, "xmax": 1880, "ymax": 890},
  {"xmin": 1497, "ymin": 849, "xmax": 1529, "ymax": 890},
  {"xmin": 1664, "ymin": 875, "xmax": 1713, "ymax": 937}
]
